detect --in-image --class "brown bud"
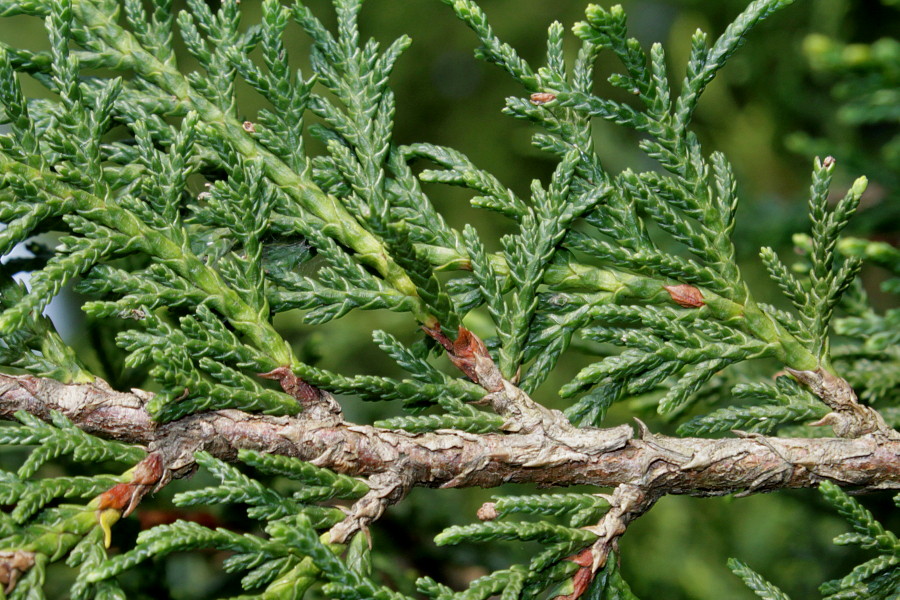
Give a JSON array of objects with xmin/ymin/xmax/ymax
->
[
  {"xmin": 529, "ymin": 92, "xmax": 557, "ymax": 105},
  {"xmin": 96, "ymin": 483, "xmax": 135, "ymax": 512},
  {"xmin": 424, "ymin": 325, "xmax": 491, "ymax": 386},
  {"xmin": 569, "ymin": 547, "xmax": 595, "ymax": 567},
  {"xmin": 822, "ymin": 156, "xmax": 835, "ymax": 168},
  {"xmin": 131, "ymin": 452, "xmax": 164, "ymax": 487},
  {"xmin": 93, "ymin": 453, "xmax": 166, "ymax": 527},
  {"xmin": 552, "ymin": 548, "xmax": 598, "ymax": 600},
  {"xmin": 242, "ymin": 121, "xmax": 256, "ymax": 133},
  {"xmin": 663, "ymin": 284, "xmax": 704, "ymax": 308},
  {"xmin": 477, "ymin": 502, "xmax": 498, "ymax": 521},
  {"xmin": 258, "ymin": 366, "xmax": 321, "ymax": 404}
]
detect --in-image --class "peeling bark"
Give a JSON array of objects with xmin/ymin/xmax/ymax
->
[
  {"xmin": 787, "ymin": 367, "xmax": 897, "ymax": 439},
  {"xmin": 2, "ymin": 373, "xmax": 899, "ymax": 497}
]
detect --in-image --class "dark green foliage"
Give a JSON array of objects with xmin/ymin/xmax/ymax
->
[
  {"xmin": 728, "ymin": 559, "xmax": 792, "ymax": 600},
  {"xmin": 0, "ymin": 411, "xmax": 145, "ymax": 600},
  {"xmin": 86, "ymin": 452, "xmax": 399, "ymax": 600},
  {"xmin": 816, "ymin": 482, "xmax": 900, "ymax": 600},
  {"xmin": 0, "ymin": 0, "xmax": 895, "ymax": 598},
  {"xmin": 678, "ymin": 375, "xmax": 827, "ymax": 435}
]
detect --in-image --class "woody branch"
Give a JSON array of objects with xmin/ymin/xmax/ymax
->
[{"xmin": 2, "ymin": 372, "xmax": 899, "ymax": 497}]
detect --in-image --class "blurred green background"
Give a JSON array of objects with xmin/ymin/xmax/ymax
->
[{"xmin": 2, "ymin": 0, "xmax": 897, "ymax": 597}]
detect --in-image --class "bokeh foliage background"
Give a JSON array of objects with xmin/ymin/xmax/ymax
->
[{"xmin": 0, "ymin": 0, "xmax": 897, "ymax": 598}]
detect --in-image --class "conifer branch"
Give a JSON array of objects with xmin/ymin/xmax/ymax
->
[
  {"xmin": 0, "ymin": 0, "xmax": 895, "ymax": 596},
  {"xmin": 67, "ymin": 0, "xmax": 436, "ymax": 326},
  {"xmin": 3, "ymin": 372, "xmax": 899, "ymax": 497}
]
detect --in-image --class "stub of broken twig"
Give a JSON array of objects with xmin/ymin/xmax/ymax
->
[
  {"xmin": 258, "ymin": 366, "xmax": 342, "ymax": 420},
  {"xmin": 787, "ymin": 367, "xmax": 899, "ymax": 439}
]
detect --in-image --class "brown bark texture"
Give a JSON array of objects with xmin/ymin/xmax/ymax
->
[{"xmin": 2, "ymin": 372, "xmax": 899, "ymax": 498}]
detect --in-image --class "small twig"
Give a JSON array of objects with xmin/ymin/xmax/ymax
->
[
  {"xmin": 554, "ymin": 484, "xmax": 657, "ymax": 600},
  {"xmin": 424, "ymin": 325, "xmax": 632, "ymax": 454},
  {"xmin": 258, "ymin": 366, "xmax": 343, "ymax": 422},
  {"xmin": 787, "ymin": 367, "xmax": 899, "ymax": 439},
  {"xmin": 328, "ymin": 469, "xmax": 414, "ymax": 544}
]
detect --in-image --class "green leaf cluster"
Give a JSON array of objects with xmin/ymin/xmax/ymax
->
[
  {"xmin": 0, "ymin": 0, "xmax": 880, "ymax": 435},
  {"xmin": 418, "ymin": 492, "xmax": 611, "ymax": 599},
  {"xmin": 0, "ymin": 0, "xmax": 895, "ymax": 598},
  {"xmin": 85, "ymin": 451, "xmax": 404, "ymax": 600},
  {"xmin": 428, "ymin": 0, "xmax": 836, "ymax": 430},
  {"xmin": 0, "ymin": 411, "xmax": 145, "ymax": 600},
  {"xmin": 830, "ymin": 238, "xmax": 900, "ymax": 412}
]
